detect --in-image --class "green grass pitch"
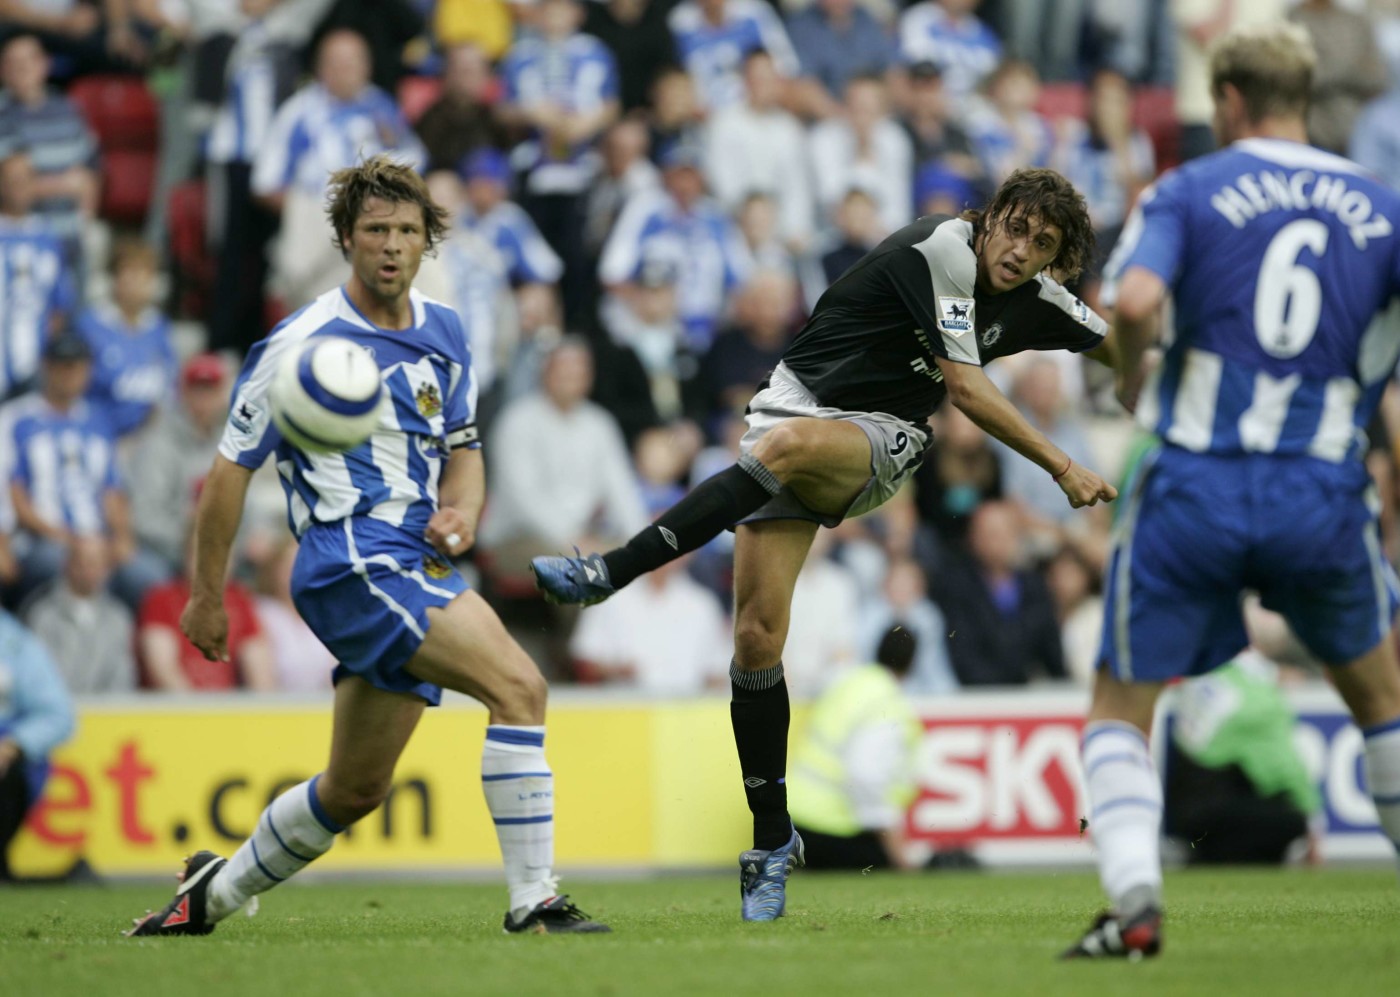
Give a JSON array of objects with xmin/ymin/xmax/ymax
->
[{"xmin": 3, "ymin": 867, "xmax": 1398, "ymax": 996}]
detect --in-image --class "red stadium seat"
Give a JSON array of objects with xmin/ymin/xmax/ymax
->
[
  {"xmin": 67, "ymin": 75, "xmax": 159, "ymax": 151},
  {"xmin": 1133, "ymin": 85, "xmax": 1181, "ymax": 170},
  {"xmin": 397, "ymin": 75, "xmax": 442, "ymax": 125},
  {"xmin": 98, "ymin": 148, "xmax": 156, "ymax": 224},
  {"xmin": 1036, "ymin": 82, "xmax": 1088, "ymax": 121},
  {"xmin": 167, "ymin": 179, "xmax": 216, "ymax": 319}
]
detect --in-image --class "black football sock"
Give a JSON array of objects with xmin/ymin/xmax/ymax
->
[
  {"xmin": 602, "ymin": 453, "xmax": 781, "ymax": 589},
  {"xmin": 729, "ymin": 661, "xmax": 793, "ymax": 851}
]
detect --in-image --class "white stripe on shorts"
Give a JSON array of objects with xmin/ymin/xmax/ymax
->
[{"xmin": 343, "ymin": 520, "xmax": 426, "ymax": 640}]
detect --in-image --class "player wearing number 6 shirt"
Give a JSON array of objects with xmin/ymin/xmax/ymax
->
[
  {"xmin": 125, "ymin": 156, "xmax": 608, "ymax": 939},
  {"xmin": 1065, "ymin": 24, "xmax": 1400, "ymax": 961},
  {"xmin": 533, "ymin": 167, "xmax": 1119, "ymax": 921}
]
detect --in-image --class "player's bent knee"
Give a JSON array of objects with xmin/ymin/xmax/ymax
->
[
  {"xmin": 484, "ymin": 660, "xmax": 548, "ymax": 724},
  {"xmin": 750, "ymin": 421, "xmax": 810, "ymax": 475},
  {"xmin": 733, "ymin": 615, "xmax": 785, "ymax": 669}
]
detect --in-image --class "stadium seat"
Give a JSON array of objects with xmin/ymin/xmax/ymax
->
[
  {"xmin": 397, "ymin": 75, "xmax": 442, "ymax": 125},
  {"xmin": 1035, "ymin": 82, "xmax": 1088, "ymax": 121},
  {"xmin": 1133, "ymin": 85, "xmax": 1181, "ymax": 170},
  {"xmin": 67, "ymin": 75, "xmax": 159, "ymax": 151},
  {"xmin": 167, "ymin": 179, "xmax": 216, "ymax": 319},
  {"xmin": 99, "ymin": 148, "xmax": 156, "ymax": 225}
]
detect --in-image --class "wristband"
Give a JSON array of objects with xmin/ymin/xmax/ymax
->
[{"xmin": 1052, "ymin": 457, "xmax": 1073, "ymax": 482}]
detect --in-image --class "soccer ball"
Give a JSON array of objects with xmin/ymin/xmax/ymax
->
[{"xmin": 269, "ymin": 336, "xmax": 386, "ymax": 453}]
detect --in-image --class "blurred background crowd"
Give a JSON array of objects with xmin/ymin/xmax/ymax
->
[{"xmin": 3, "ymin": 0, "xmax": 1400, "ymax": 705}]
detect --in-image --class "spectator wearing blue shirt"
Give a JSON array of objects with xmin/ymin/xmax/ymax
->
[
  {"xmin": 899, "ymin": 0, "xmax": 1003, "ymax": 101},
  {"xmin": 668, "ymin": 0, "xmax": 800, "ymax": 111},
  {"xmin": 1051, "ymin": 68, "xmax": 1155, "ymax": 238},
  {"xmin": 0, "ymin": 607, "xmax": 74, "ymax": 882},
  {"xmin": 963, "ymin": 58, "xmax": 1055, "ymax": 187},
  {"xmin": 499, "ymin": 0, "xmax": 620, "ymax": 323},
  {"xmin": 460, "ymin": 149, "xmax": 566, "ymax": 289},
  {"xmin": 77, "ymin": 239, "xmax": 176, "ymax": 442},
  {"xmin": 0, "ymin": 35, "xmax": 97, "ymax": 267},
  {"xmin": 1349, "ymin": 87, "xmax": 1400, "ymax": 191},
  {"xmin": 2, "ymin": 333, "xmax": 148, "ymax": 610},
  {"xmin": 599, "ymin": 143, "xmax": 753, "ymax": 353},
  {"xmin": 786, "ymin": 0, "xmax": 897, "ymax": 119},
  {"xmin": 253, "ymin": 28, "xmax": 425, "ymax": 309},
  {"xmin": 0, "ymin": 149, "xmax": 74, "ymax": 402}
]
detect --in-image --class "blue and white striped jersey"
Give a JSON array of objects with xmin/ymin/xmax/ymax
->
[
  {"xmin": 501, "ymin": 32, "xmax": 618, "ymax": 116},
  {"xmin": 0, "ymin": 216, "xmax": 73, "ymax": 400},
  {"xmin": 251, "ymin": 83, "xmax": 425, "ymax": 198},
  {"xmin": 77, "ymin": 303, "xmax": 177, "ymax": 438},
  {"xmin": 667, "ymin": 0, "xmax": 799, "ymax": 110},
  {"xmin": 461, "ymin": 201, "xmax": 564, "ymax": 285},
  {"xmin": 1, "ymin": 394, "xmax": 120, "ymax": 536},
  {"xmin": 598, "ymin": 189, "xmax": 754, "ymax": 351},
  {"xmin": 438, "ymin": 228, "xmax": 510, "ymax": 392},
  {"xmin": 206, "ymin": 21, "xmax": 293, "ymax": 167},
  {"xmin": 219, "ymin": 287, "xmax": 480, "ymax": 540},
  {"xmin": 1105, "ymin": 138, "xmax": 1400, "ymax": 463},
  {"xmin": 898, "ymin": 2, "xmax": 1002, "ymax": 100}
]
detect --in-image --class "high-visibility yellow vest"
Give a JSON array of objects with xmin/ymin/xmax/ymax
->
[{"xmin": 788, "ymin": 664, "xmax": 922, "ymax": 837}]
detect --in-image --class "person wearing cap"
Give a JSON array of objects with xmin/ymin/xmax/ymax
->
[
  {"xmin": 76, "ymin": 237, "xmax": 177, "ymax": 443},
  {"xmin": 458, "ymin": 149, "xmax": 565, "ymax": 293},
  {"xmin": 0, "ymin": 147, "xmax": 75, "ymax": 402},
  {"xmin": 598, "ymin": 140, "xmax": 753, "ymax": 353},
  {"xmin": 785, "ymin": 0, "xmax": 898, "ymax": 119},
  {"xmin": 0, "ymin": 331, "xmax": 141, "ymax": 608},
  {"xmin": 126, "ymin": 353, "xmax": 232, "ymax": 579}
]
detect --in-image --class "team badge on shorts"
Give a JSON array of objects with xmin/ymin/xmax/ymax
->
[
  {"xmin": 422, "ymin": 554, "xmax": 453, "ymax": 579},
  {"xmin": 415, "ymin": 383, "xmax": 443, "ymax": 419}
]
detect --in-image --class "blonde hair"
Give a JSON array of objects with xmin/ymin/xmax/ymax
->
[
  {"xmin": 325, "ymin": 154, "xmax": 450, "ymax": 259},
  {"xmin": 1210, "ymin": 22, "xmax": 1317, "ymax": 123}
]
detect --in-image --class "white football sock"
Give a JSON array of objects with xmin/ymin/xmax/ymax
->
[
  {"xmin": 1082, "ymin": 720, "xmax": 1164, "ymax": 916},
  {"xmin": 1363, "ymin": 717, "xmax": 1400, "ymax": 856},
  {"xmin": 482, "ymin": 725, "xmax": 557, "ymax": 916},
  {"xmin": 207, "ymin": 775, "xmax": 341, "ymax": 921}
]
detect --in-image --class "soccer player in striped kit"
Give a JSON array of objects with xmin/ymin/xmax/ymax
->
[
  {"xmin": 1065, "ymin": 23, "xmax": 1400, "ymax": 958},
  {"xmin": 126, "ymin": 156, "xmax": 608, "ymax": 938}
]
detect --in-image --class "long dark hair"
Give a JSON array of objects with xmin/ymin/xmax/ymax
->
[{"xmin": 960, "ymin": 168, "xmax": 1095, "ymax": 282}]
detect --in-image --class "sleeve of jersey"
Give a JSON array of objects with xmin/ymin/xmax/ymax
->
[
  {"xmin": 216, "ymin": 338, "xmax": 285, "ymax": 469},
  {"xmin": 1100, "ymin": 171, "xmax": 1187, "ymax": 308},
  {"xmin": 889, "ymin": 237, "xmax": 981, "ymax": 366},
  {"xmin": 443, "ymin": 314, "xmax": 482, "ymax": 451},
  {"xmin": 1029, "ymin": 276, "xmax": 1109, "ymax": 353}
]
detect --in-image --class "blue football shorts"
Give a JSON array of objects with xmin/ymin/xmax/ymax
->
[
  {"xmin": 1099, "ymin": 446, "xmax": 1400, "ymax": 682},
  {"xmin": 291, "ymin": 516, "xmax": 469, "ymax": 705}
]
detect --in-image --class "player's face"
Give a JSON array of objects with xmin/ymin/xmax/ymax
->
[
  {"xmin": 346, "ymin": 197, "xmax": 427, "ymax": 302},
  {"xmin": 976, "ymin": 212, "xmax": 1063, "ymax": 294}
]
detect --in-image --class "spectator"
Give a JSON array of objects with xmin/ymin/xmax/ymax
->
[
  {"xmin": 786, "ymin": 0, "xmax": 897, "ymax": 119},
  {"xmin": 783, "ymin": 528, "xmax": 862, "ymax": 696},
  {"xmin": 964, "ymin": 58, "xmax": 1054, "ymax": 187},
  {"xmin": 599, "ymin": 142, "xmax": 753, "ymax": 353},
  {"xmin": 1290, "ymin": 0, "xmax": 1389, "ymax": 155},
  {"xmin": 137, "ymin": 530, "xmax": 276, "ymax": 692},
  {"xmin": 789, "ymin": 625, "xmax": 923, "ymax": 870},
  {"xmin": 646, "ymin": 64, "xmax": 705, "ymax": 166},
  {"xmin": 1046, "ymin": 543, "xmax": 1102, "ymax": 685},
  {"xmin": 1000, "ymin": 0, "xmax": 1087, "ymax": 82},
  {"xmin": 809, "ymin": 187, "xmax": 884, "ymax": 304},
  {"xmin": 308, "ymin": 0, "xmax": 424, "ymax": 94},
  {"xmin": 809, "ymin": 74, "xmax": 913, "ymax": 235},
  {"xmin": 703, "ymin": 48, "xmax": 815, "ymax": 250},
  {"xmin": 913, "ymin": 162, "xmax": 977, "ymax": 218},
  {"xmin": 600, "ymin": 255, "xmax": 691, "ymax": 424},
  {"xmin": 252, "ymin": 535, "xmax": 334, "ymax": 693},
  {"xmin": 0, "ymin": 148, "xmax": 73, "ymax": 401},
  {"xmin": 584, "ymin": 0, "xmax": 680, "ymax": 113},
  {"xmin": 253, "ymin": 27, "xmax": 425, "ymax": 309},
  {"xmin": 126, "ymin": 353, "xmax": 230, "ymax": 579},
  {"xmin": 0, "ymin": 34, "xmax": 97, "ymax": 265},
  {"xmin": 912, "ymin": 404, "xmax": 1002, "ymax": 551},
  {"xmin": 3, "ymin": 333, "xmax": 147, "ymax": 608},
  {"xmin": 458, "ymin": 149, "xmax": 565, "ymax": 295},
  {"xmin": 1350, "ymin": 77, "xmax": 1400, "ymax": 189},
  {"xmin": 498, "ymin": 0, "xmax": 620, "ymax": 322},
  {"xmin": 698, "ymin": 268, "xmax": 797, "ymax": 422},
  {"xmin": 0, "ymin": 607, "xmax": 74, "ymax": 882},
  {"xmin": 899, "ymin": 59, "xmax": 980, "ymax": 187},
  {"xmin": 414, "ymin": 42, "xmax": 506, "ymax": 175},
  {"xmin": 581, "ymin": 117, "xmax": 659, "ymax": 263},
  {"xmin": 898, "ymin": 0, "xmax": 1002, "ymax": 101},
  {"xmin": 77, "ymin": 238, "xmax": 176, "ymax": 443},
  {"xmin": 478, "ymin": 336, "xmax": 649, "ymax": 575},
  {"xmin": 433, "ymin": 0, "xmax": 512, "ymax": 61},
  {"xmin": 928, "ymin": 499, "xmax": 1066, "ymax": 686},
  {"xmin": 20, "ymin": 535, "xmax": 136, "ymax": 694},
  {"xmin": 992, "ymin": 355, "xmax": 1096, "ymax": 528},
  {"xmin": 1051, "ymin": 67, "xmax": 1154, "ymax": 237},
  {"xmin": 667, "ymin": 0, "xmax": 800, "ymax": 111},
  {"xmin": 858, "ymin": 557, "xmax": 958, "ymax": 695},
  {"xmin": 568, "ymin": 552, "xmax": 730, "ymax": 692},
  {"xmin": 735, "ymin": 192, "xmax": 797, "ymax": 276}
]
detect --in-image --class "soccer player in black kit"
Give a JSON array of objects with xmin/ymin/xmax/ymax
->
[{"xmin": 534, "ymin": 168, "xmax": 1120, "ymax": 920}]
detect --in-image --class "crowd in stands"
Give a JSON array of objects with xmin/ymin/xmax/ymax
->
[{"xmin": 3, "ymin": 0, "xmax": 1400, "ymax": 703}]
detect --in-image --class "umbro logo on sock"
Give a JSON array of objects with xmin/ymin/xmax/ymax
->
[
  {"xmin": 744, "ymin": 777, "xmax": 767, "ymax": 788},
  {"xmin": 659, "ymin": 526, "xmax": 678, "ymax": 550}
]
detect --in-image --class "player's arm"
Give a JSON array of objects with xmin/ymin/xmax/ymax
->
[
  {"xmin": 426, "ymin": 445, "xmax": 483, "ymax": 558},
  {"xmin": 1111, "ymin": 265, "xmax": 1168, "ymax": 414},
  {"xmin": 937, "ymin": 356, "xmax": 1117, "ymax": 509},
  {"xmin": 180, "ymin": 454, "xmax": 254, "ymax": 662},
  {"xmin": 1082, "ymin": 327, "xmax": 1118, "ymax": 369}
]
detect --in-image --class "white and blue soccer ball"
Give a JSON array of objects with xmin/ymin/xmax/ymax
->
[{"xmin": 269, "ymin": 336, "xmax": 386, "ymax": 453}]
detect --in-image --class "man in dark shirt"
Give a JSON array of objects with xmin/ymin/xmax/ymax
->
[{"xmin": 533, "ymin": 167, "xmax": 1118, "ymax": 920}]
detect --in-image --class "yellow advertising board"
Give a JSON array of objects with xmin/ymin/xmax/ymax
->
[{"xmin": 10, "ymin": 698, "xmax": 756, "ymax": 877}]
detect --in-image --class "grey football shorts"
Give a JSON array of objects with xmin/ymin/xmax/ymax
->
[{"xmin": 738, "ymin": 361, "xmax": 929, "ymax": 528}]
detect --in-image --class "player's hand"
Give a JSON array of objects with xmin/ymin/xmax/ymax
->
[
  {"xmin": 1056, "ymin": 462, "xmax": 1118, "ymax": 509},
  {"xmin": 425, "ymin": 508, "xmax": 474, "ymax": 557},
  {"xmin": 181, "ymin": 594, "xmax": 230, "ymax": 662}
]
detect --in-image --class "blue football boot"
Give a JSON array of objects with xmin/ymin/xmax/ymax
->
[
  {"xmin": 739, "ymin": 829, "xmax": 805, "ymax": 922},
  {"xmin": 530, "ymin": 550, "xmax": 616, "ymax": 606}
]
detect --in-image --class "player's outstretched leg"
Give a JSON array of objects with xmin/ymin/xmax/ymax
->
[
  {"xmin": 126, "ymin": 851, "xmax": 230, "ymax": 937},
  {"xmin": 531, "ymin": 452, "xmax": 782, "ymax": 604}
]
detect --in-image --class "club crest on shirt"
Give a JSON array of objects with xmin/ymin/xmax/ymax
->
[
  {"xmin": 422, "ymin": 554, "xmax": 453, "ymax": 580},
  {"xmin": 415, "ymin": 383, "xmax": 442, "ymax": 419},
  {"xmin": 937, "ymin": 296, "xmax": 975, "ymax": 334},
  {"xmin": 982, "ymin": 322, "xmax": 1003, "ymax": 348}
]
